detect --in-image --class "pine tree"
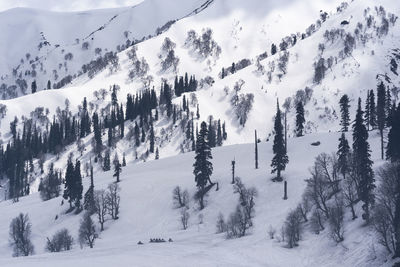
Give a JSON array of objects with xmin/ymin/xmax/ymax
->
[
  {"xmin": 216, "ymin": 120, "xmax": 222, "ymax": 146},
  {"xmin": 193, "ymin": 121, "xmax": 213, "ymax": 210},
  {"xmin": 369, "ymin": 90, "xmax": 376, "ymax": 129},
  {"xmin": 83, "ymin": 163, "xmax": 95, "ymax": 214},
  {"xmin": 113, "ymin": 154, "xmax": 122, "ymax": 183},
  {"xmin": 337, "ymin": 133, "xmax": 350, "ymax": 179},
  {"xmin": 155, "ymin": 147, "xmax": 159, "ymax": 160},
  {"xmin": 339, "ymin": 94, "xmax": 350, "ymax": 132},
  {"xmin": 271, "ymin": 100, "xmax": 289, "ymax": 181},
  {"xmin": 103, "ymin": 150, "xmax": 111, "ymax": 171},
  {"xmin": 149, "ymin": 123, "xmax": 155, "ymax": 153},
  {"xmin": 63, "ymin": 160, "xmax": 75, "ymax": 209},
  {"xmin": 93, "ymin": 112, "xmax": 102, "ymax": 156},
  {"xmin": 196, "ymin": 104, "xmax": 200, "ymax": 119},
  {"xmin": 377, "ymin": 82, "xmax": 386, "ymax": 159},
  {"xmin": 364, "ymin": 91, "xmax": 371, "ymax": 131},
  {"xmin": 122, "ymin": 153, "xmax": 126, "ymax": 166},
  {"xmin": 271, "ymin": 43, "xmax": 277, "ymax": 55},
  {"xmin": 387, "ymin": 104, "xmax": 400, "ymax": 162},
  {"xmin": 134, "ymin": 122, "xmax": 140, "ymax": 147},
  {"xmin": 352, "ymin": 98, "xmax": 375, "ymax": 223},
  {"xmin": 208, "ymin": 117, "xmax": 216, "ymax": 148},
  {"xmin": 47, "ymin": 80, "xmax": 51, "ymax": 90},
  {"xmin": 295, "ymin": 101, "xmax": 305, "ymax": 137},
  {"xmin": 141, "ymin": 127, "xmax": 146, "ymax": 143},
  {"xmin": 31, "ymin": 80, "xmax": 37, "ymax": 94},
  {"xmin": 73, "ymin": 161, "xmax": 83, "ymax": 209}
]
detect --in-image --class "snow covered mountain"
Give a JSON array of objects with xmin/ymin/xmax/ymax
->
[{"xmin": 0, "ymin": 0, "xmax": 399, "ymax": 266}]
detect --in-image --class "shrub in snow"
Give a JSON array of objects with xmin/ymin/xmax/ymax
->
[
  {"xmin": 78, "ymin": 213, "xmax": 98, "ymax": 248},
  {"xmin": 9, "ymin": 213, "xmax": 34, "ymax": 257},
  {"xmin": 159, "ymin": 37, "xmax": 179, "ymax": 72},
  {"xmin": 185, "ymin": 28, "xmax": 221, "ymax": 59},
  {"xmin": 277, "ymin": 51, "xmax": 289, "ymax": 75},
  {"xmin": 46, "ymin": 228, "xmax": 73, "ymax": 252}
]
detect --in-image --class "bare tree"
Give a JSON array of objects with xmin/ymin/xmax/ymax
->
[
  {"xmin": 106, "ymin": 183, "xmax": 121, "ymax": 220},
  {"xmin": 46, "ymin": 228, "xmax": 73, "ymax": 252},
  {"xmin": 297, "ymin": 194, "xmax": 312, "ymax": 222},
  {"xmin": 78, "ymin": 213, "xmax": 98, "ymax": 248},
  {"xmin": 9, "ymin": 213, "xmax": 34, "ymax": 257},
  {"xmin": 268, "ymin": 225, "xmax": 276, "ymax": 239},
  {"xmin": 172, "ymin": 186, "xmax": 189, "ymax": 208},
  {"xmin": 284, "ymin": 209, "xmax": 302, "ymax": 248},
  {"xmin": 310, "ymin": 209, "xmax": 325, "ymax": 234},
  {"xmin": 342, "ymin": 175, "xmax": 358, "ymax": 220},
  {"xmin": 94, "ymin": 190, "xmax": 108, "ymax": 231},
  {"xmin": 216, "ymin": 213, "xmax": 226, "ymax": 234},
  {"xmin": 180, "ymin": 208, "xmax": 190, "ymax": 230},
  {"xmin": 328, "ymin": 197, "xmax": 345, "ymax": 243}
]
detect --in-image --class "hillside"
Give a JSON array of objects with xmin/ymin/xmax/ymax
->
[{"xmin": 0, "ymin": 131, "xmax": 389, "ymax": 267}]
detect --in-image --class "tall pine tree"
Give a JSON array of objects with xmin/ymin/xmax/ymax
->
[
  {"xmin": 339, "ymin": 94, "xmax": 350, "ymax": 132},
  {"xmin": 352, "ymin": 98, "xmax": 375, "ymax": 223},
  {"xmin": 295, "ymin": 101, "xmax": 305, "ymax": 137},
  {"xmin": 193, "ymin": 121, "xmax": 213, "ymax": 210},
  {"xmin": 271, "ymin": 100, "xmax": 289, "ymax": 181}
]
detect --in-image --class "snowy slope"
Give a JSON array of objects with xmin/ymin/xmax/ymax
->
[
  {"xmin": 0, "ymin": 0, "xmax": 211, "ymax": 98},
  {"xmin": 0, "ymin": 131, "xmax": 390, "ymax": 267}
]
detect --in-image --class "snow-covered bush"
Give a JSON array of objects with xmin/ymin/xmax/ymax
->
[
  {"xmin": 159, "ymin": 38, "xmax": 179, "ymax": 72},
  {"xmin": 185, "ymin": 28, "xmax": 221, "ymax": 59},
  {"xmin": 180, "ymin": 208, "xmax": 190, "ymax": 230}
]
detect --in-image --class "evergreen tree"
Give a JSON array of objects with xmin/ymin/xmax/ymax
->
[
  {"xmin": 377, "ymin": 82, "xmax": 386, "ymax": 159},
  {"xmin": 83, "ymin": 163, "xmax": 95, "ymax": 214},
  {"xmin": 149, "ymin": 122, "xmax": 155, "ymax": 153},
  {"xmin": 337, "ymin": 133, "xmax": 350, "ymax": 179},
  {"xmin": 295, "ymin": 101, "xmax": 305, "ymax": 137},
  {"xmin": 103, "ymin": 150, "xmax": 111, "ymax": 171},
  {"xmin": 122, "ymin": 153, "xmax": 126, "ymax": 166},
  {"xmin": 339, "ymin": 94, "xmax": 350, "ymax": 132},
  {"xmin": 47, "ymin": 80, "xmax": 51, "ymax": 90},
  {"xmin": 369, "ymin": 90, "xmax": 376, "ymax": 129},
  {"xmin": 364, "ymin": 91, "xmax": 371, "ymax": 131},
  {"xmin": 196, "ymin": 104, "xmax": 200, "ymax": 119},
  {"xmin": 352, "ymin": 98, "xmax": 375, "ymax": 223},
  {"xmin": 155, "ymin": 147, "xmax": 159, "ymax": 160},
  {"xmin": 141, "ymin": 127, "xmax": 146, "ymax": 143},
  {"xmin": 73, "ymin": 161, "xmax": 83, "ymax": 209},
  {"xmin": 113, "ymin": 154, "xmax": 121, "ymax": 183},
  {"xmin": 231, "ymin": 62, "xmax": 236, "ymax": 74},
  {"xmin": 216, "ymin": 120, "xmax": 222, "ymax": 146},
  {"xmin": 134, "ymin": 122, "xmax": 140, "ymax": 147},
  {"xmin": 63, "ymin": 160, "xmax": 75, "ymax": 209},
  {"xmin": 208, "ymin": 117, "xmax": 216, "ymax": 148},
  {"xmin": 271, "ymin": 43, "xmax": 277, "ymax": 55},
  {"xmin": 271, "ymin": 100, "xmax": 289, "ymax": 181},
  {"xmin": 31, "ymin": 80, "xmax": 37, "ymax": 94},
  {"xmin": 120, "ymin": 104, "xmax": 125, "ymax": 138},
  {"xmin": 193, "ymin": 121, "xmax": 213, "ymax": 210},
  {"xmin": 387, "ymin": 104, "xmax": 400, "ymax": 162},
  {"xmin": 92, "ymin": 112, "xmax": 102, "ymax": 156}
]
